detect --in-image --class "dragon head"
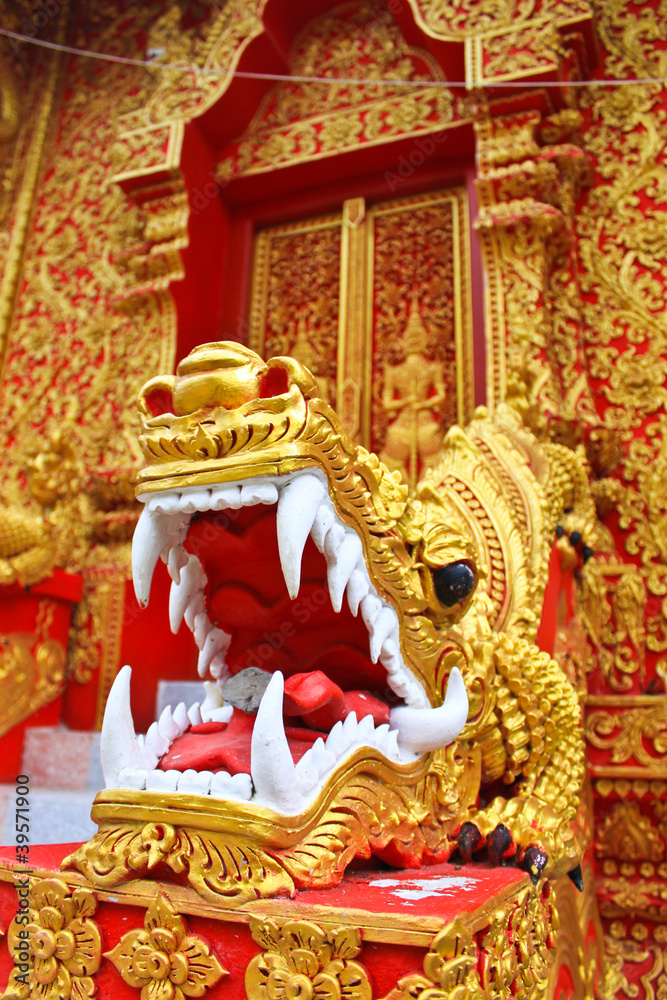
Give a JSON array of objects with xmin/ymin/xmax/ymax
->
[
  {"xmin": 67, "ymin": 342, "xmax": 584, "ymax": 900},
  {"xmin": 72, "ymin": 342, "xmax": 485, "ymax": 901}
]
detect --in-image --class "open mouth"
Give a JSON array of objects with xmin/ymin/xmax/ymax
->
[{"xmin": 101, "ymin": 468, "xmax": 468, "ymax": 815}]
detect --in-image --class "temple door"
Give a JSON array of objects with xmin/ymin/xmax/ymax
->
[{"xmin": 247, "ymin": 187, "xmax": 474, "ymax": 490}]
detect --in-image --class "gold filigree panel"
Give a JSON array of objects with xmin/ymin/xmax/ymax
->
[
  {"xmin": 0, "ymin": 603, "xmax": 66, "ymax": 739},
  {"xmin": 216, "ymin": 1, "xmax": 468, "ymax": 181},
  {"xmin": 369, "ymin": 188, "xmax": 473, "ymax": 488},
  {"xmin": 580, "ymin": 562, "xmax": 647, "ymax": 693},
  {"xmin": 575, "ymin": 1, "xmax": 667, "ymax": 694},
  {"xmin": 249, "ymin": 213, "xmax": 342, "ymax": 404},
  {"xmin": 602, "ymin": 924, "xmax": 667, "ymax": 1000},
  {"xmin": 407, "ymin": 0, "xmax": 591, "ymax": 40},
  {"xmin": 586, "ymin": 697, "xmax": 667, "ymax": 776}
]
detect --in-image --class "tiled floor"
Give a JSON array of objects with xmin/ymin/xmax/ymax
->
[{"xmin": 0, "ymin": 785, "xmax": 98, "ymax": 845}]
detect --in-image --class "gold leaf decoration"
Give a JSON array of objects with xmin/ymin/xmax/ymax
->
[
  {"xmin": 105, "ymin": 893, "xmax": 227, "ymax": 1000},
  {"xmin": 3, "ymin": 877, "xmax": 101, "ymax": 1000},
  {"xmin": 246, "ymin": 918, "xmax": 371, "ymax": 1000}
]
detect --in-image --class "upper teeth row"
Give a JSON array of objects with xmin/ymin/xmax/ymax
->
[{"xmin": 132, "ymin": 471, "xmax": 428, "ymax": 709}]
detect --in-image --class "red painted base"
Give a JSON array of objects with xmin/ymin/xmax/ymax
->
[{"xmin": 0, "ymin": 843, "xmax": 529, "ymax": 999}]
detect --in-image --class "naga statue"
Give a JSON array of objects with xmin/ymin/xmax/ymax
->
[{"xmin": 65, "ymin": 341, "xmax": 587, "ymax": 902}]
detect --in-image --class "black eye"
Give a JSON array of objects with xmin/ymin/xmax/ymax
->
[{"xmin": 433, "ymin": 560, "xmax": 477, "ymax": 607}]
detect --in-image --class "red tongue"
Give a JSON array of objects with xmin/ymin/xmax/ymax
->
[
  {"xmin": 284, "ymin": 671, "xmax": 390, "ymax": 729},
  {"xmin": 158, "ymin": 709, "xmax": 321, "ymax": 775},
  {"xmin": 157, "ymin": 674, "xmax": 391, "ymax": 777}
]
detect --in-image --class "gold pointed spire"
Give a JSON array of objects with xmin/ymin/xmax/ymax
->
[{"xmin": 402, "ymin": 298, "xmax": 428, "ymax": 354}]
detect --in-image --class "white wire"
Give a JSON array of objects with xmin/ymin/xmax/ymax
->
[{"xmin": 0, "ymin": 24, "xmax": 662, "ymax": 88}]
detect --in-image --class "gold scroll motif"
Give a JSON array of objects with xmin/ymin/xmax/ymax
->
[
  {"xmin": 601, "ymin": 924, "xmax": 667, "ymax": 1000},
  {"xmin": 469, "ymin": 20, "xmax": 566, "ymax": 85},
  {"xmin": 595, "ymin": 778, "xmax": 667, "ymax": 860},
  {"xmin": 576, "ymin": 0, "xmax": 667, "ymax": 682},
  {"xmin": 245, "ymin": 886, "xmax": 564, "ymax": 1000},
  {"xmin": 0, "ymin": 431, "xmax": 89, "ymax": 589},
  {"xmin": 585, "ymin": 698, "xmax": 667, "ymax": 775},
  {"xmin": 580, "ymin": 563, "xmax": 647, "ymax": 693},
  {"xmin": 0, "ymin": 431, "xmax": 131, "ymax": 729},
  {"xmin": 386, "ymin": 884, "xmax": 558, "ymax": 1000},
  {"xmin": 249, "ymin": 188, "xmax": 473, "ymax": 483},
  {"xmin": 406, "ymin": 0, "xmax": 590, "ymax": 40},
  {"xmin": 474, "ymin": 108, "xmax": 595, "ymax": 438},
  {"xmin": 2, "ymin": 877, "xmax": 101, "ymax": 1000},
  {"xmin": 215, "ymin": 1, "xmax": 465, "ymax": 182},
  {"xmin": 105, "ymin": 892, "xmax": 227, "ymax": 999},
  {"xmin": 594, "ymin": 778, "xmax": 667, "ymax": 924}
]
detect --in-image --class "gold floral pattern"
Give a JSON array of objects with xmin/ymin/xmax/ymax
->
[
  {"xmin": 4, "ymin": 877, "xmax": 101, "ymax": 1000},
  {"xmin": 595, "ymin": 801, "xmax": 665, "ymax": 863},
  {"xmin": 410, "ymin": 0, "xmax": 589, "ymax": 38},
  {"xmin": 105, "ymin": 893, "xmax": 226, "ymax": 1000},
  {"xmin": 246, "ymin": 919, "xmax": 371, "ymax": 1000}
]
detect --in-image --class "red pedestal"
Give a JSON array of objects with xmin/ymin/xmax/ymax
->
[{"xmin": 0, "ymin": 843, "xmax": 538, "ymax": 1000}]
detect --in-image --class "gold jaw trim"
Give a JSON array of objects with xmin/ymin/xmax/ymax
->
[
  {"xmin": 91, "ymin": 748, "xmax": 430, "ymax": 840},
  {"xmin": 62, "ymin": 748, "xmax": 464, "ymax": 904},
  {"xmin": 136, "ymin": 452, "xmax": 324, "ymax": 495}
]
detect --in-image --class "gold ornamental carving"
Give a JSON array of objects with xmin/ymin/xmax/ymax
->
[
  {"xmin": 407, "ymin": 0, "xmax": 590, "ymax": 40},
  {"xmin": 246, "ymin": 918, "xmax": 371, "ymax": 1000},
  {"xmin": 601, "ymin": 922, "xmax": 667, "ymax": 1000},
  {"xmin": 105, "ymin": 892, "xmax": 227, "ymax": 1000},
  {"xmin": 216, "ymin": 2, "xmax": 465, "ymax": 182},
  {"xmin": 386, "ymin": 884, "xmax": 558, "ymax": 1000},
  {"xmin": 249, "ymin": 213, "xmax": 342, "ymax": 404},
  {"xmin": 585, "ymin": 699, "xmax": 667, "ymax": 773},
  {"xmin": 595, "ymin": 801, "xmax": 664, "ymax": 863},
  {"xmin": 580, "ymin": 563, "xmax": 647, "ymax": 692},
  {"xmin": 378, "ymin": 301, "xmax": 447, "ymax": 491},
  {"xmin": 576, "ymin": 0, "xmax": 667, "ymax": 678},
  {"xmin": 550, "ymin": 864, "xmax": 603, "ymax": 1000},
  {"xmin": 3, "ymin": 877, "xmax": 101, "ymax": 1000},
  {"xmin": 474, "ymin": 107, "xmax": 595, "ymax": 436},
  {"xmin": 387, "ymin": 917, "xmax": 485, "ymax": 1000},
  {"xmin": 0, "ymin": 614, "xmax": 66, "ymax": 739},
  {"xmin": 249, "ymin": 187, "xmax": 473, "ymax": 461},
  {"xmin": 370, "ymin": 188, "xmax": 473, "ymax": 473},
  {"xmin": 0, "ymin": 430, "xmax": 91, "ymax": 587}
]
